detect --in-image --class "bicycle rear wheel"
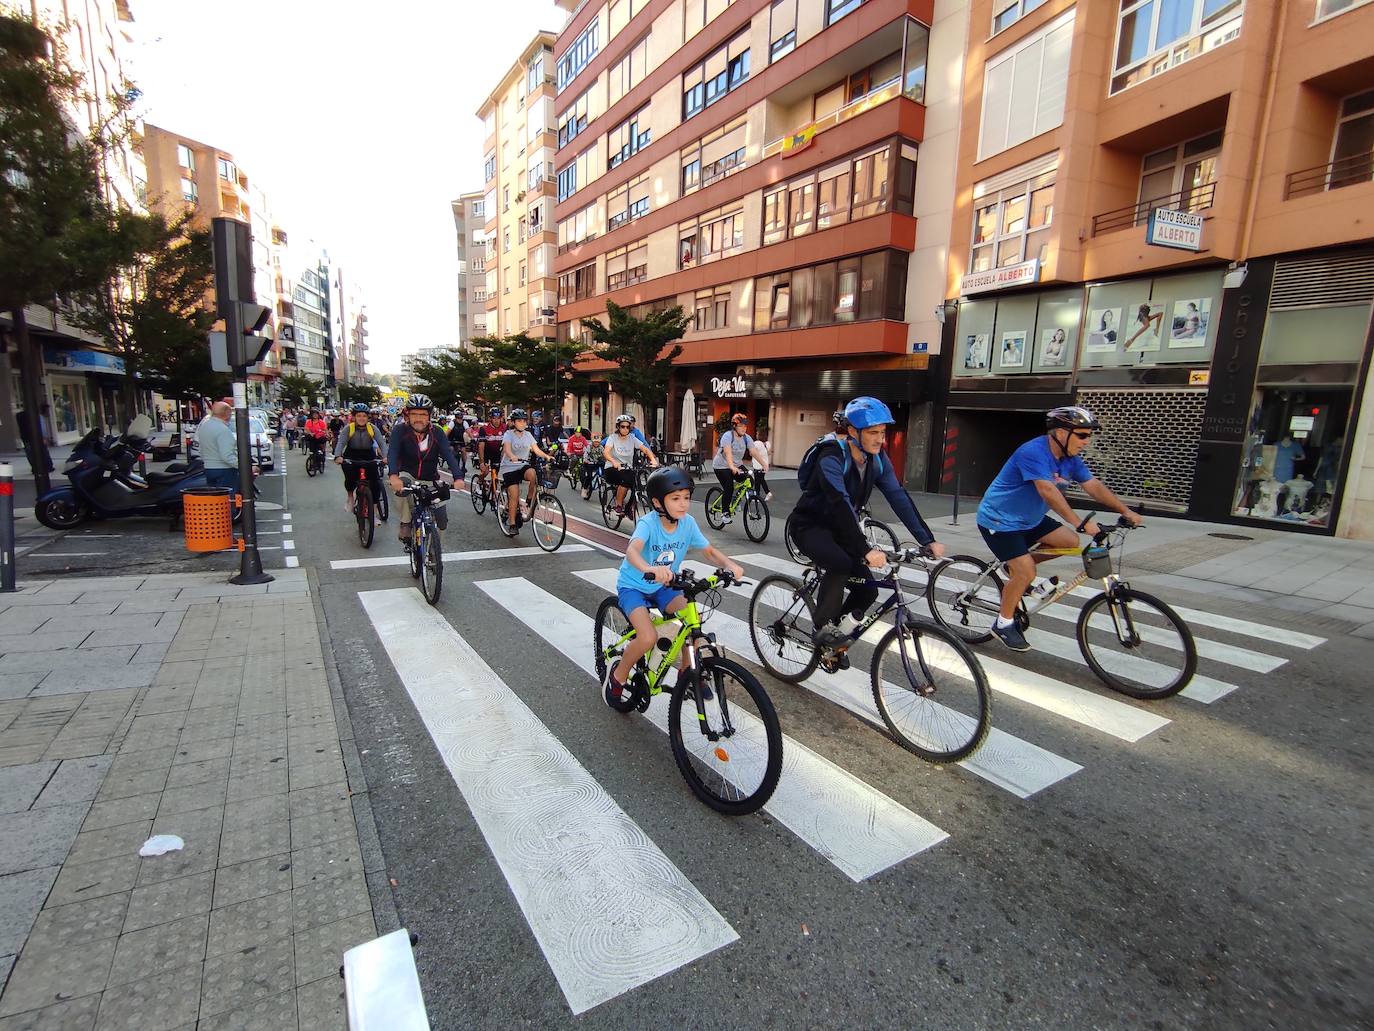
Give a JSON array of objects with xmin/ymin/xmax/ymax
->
[
  {"xmin": 743, "ymin": 495, "xmax": 770, "ymax": 542},
  {"xmin": 871, "ymin": 620, "xmax": 991, "ymax": 763},
  {"xmin": 532, "ymin": 492, "xmax": 566, "ymax": 552},
  {"xmin": 703, "ymin": 487, "xmax": 726, "ymax": 530},
  {"xmin": 783, "ymin": 512, "xmax": 808, "ymax": 564},
  {"xmin": 592, "ymin": 596, "xmax": 639, "ymax": 713},
  {"xmin": 376, "ymin": 482, "xmax": 389, "ymax": 522},
  {"xmin": 601, "ymin": 492, "xmax": 625, "ymax": 530},
  {"xmin": 420, "ymin": 527, "xmax": 442, "ymax": 605},
  {"xmin": 747, "ymin": 575, "xmax": 820, "ymax": 683},
  {"xmin": 1076, "ymin": 588, "xmax": 1196, "ymax": 699},
  {"xmin": 356, "ymin": 492, "xmax": 374, "ymax": 549},
  {"xmin": 669, "ymin": 655, "xmax": 782, "ymax": 816},
  {"xmin": 925, "ymin": 556, "xmax": 1004, "ymax": 644}
]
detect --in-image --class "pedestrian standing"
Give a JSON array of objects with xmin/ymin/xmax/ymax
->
[{"xmin": 199, "ymin": 402, "xmax": 242, "ymax": 493}]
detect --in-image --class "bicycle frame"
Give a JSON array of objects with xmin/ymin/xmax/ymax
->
[{"xmin": 959, "ymin": 526, "xmax": 1132, "ymax": 621}]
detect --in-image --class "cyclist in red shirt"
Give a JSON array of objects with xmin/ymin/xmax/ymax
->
[
  {"xmin": 302, "ymin": 410, "xmax": 328, "ymax": 466},
  {"xmin": 475, "ymin": 406, "xmax": 506, "ymax": 497}
]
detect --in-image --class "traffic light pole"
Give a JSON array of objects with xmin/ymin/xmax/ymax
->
[{"xmin": 229, "ymin": 311, "xmax": 271, "ymax": 586}]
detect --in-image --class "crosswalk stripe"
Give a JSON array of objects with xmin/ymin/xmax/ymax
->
[
  {"xmin": 1022, "ymin": 628, "xmax": 1239, "ymax": 704},
  {"xmin": 574, "ymin": 567, "xmax": 1082, "ymax": 799},
  {"xmin": 1166, "ymin": 604, "xmax": 1325, "ymax": 650},
  {"xmin": 359, "ymin": 587, "xmax": 737, "ymax": 1015},
  {"xmin": 729, "ymin": 555, "xmax": 1174, "ymax": 735},
  {"xmin": 476, "ymin": 576, "xmax": 948, "ymax": 881},
  {"xmin": 330, "ymin": 544, "xmax": 590, "ymax": 570}
]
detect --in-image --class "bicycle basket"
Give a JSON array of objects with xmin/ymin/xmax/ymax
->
[
  {"xmin": 1082, "ymin": 543, "xmax": 1112, "ymax": 578},
  {"xmin": 538, "ymin": 467, "xmax": 559, "ymax": 490}
]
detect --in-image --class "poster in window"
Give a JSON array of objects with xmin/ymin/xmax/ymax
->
[
  {"xmin": 963, "ymin": 333, "xmax": 990, "ymax": 370},
  {"xmin": 1086, "ymin": 308, "xmax": 1120, "ymax": 352},
  {"xmin": 836, "ymin": 271, "xmax": 857, "ymax": 316},
  {"xmin": 1169, "ymin": 297, "xmax": 1210, "ymax": 346},
  {"xmin": 1039, "ymin": 327, "xmax": 1069, "ymax": 367},
  {"xmin": 999, "ymin": 331, "xmax": 1027, "ymax": 369},
  {"xmin": 1122, "ymin": 302, "xmax": 1164, "ymax": 354}
]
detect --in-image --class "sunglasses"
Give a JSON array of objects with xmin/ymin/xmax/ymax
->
[{"xmin": 1070, "ymin": 430, "xmax": 1093, "ymax": 440}]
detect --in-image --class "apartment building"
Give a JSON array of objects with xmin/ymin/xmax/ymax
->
[
  {"xmin": 331, "ymin": 266, "xmax": 369, "ymax": 385},
  {"xmin": 400, "ymin": 345, "xmax": 461, "ymax": 392},
  {"xmin": 477, "ymin": 33, "xmax": 560, "ymax": 346},
  {"xmin": 940, "ymin": 0, "xmax": 1374, "ymax": 538},
  {"xmin": 290, "ymin": 249, "xmax": 336, "ymax": 388},
  {"xmin": 452, "ymin": 190, "xmax": 491, "ymax": 347},
  {"xmin": 548, "ymin": 0, "xmax": 957, "ymax": 473}
]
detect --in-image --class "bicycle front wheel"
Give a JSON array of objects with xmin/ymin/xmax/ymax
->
[
  {"xmin": 747, "ymin": 574, "xmax": 820, "ymax": 683},
  {"xmin": 863, "ymin": 517, "xmax": 899, "ymax": 553},
  {"xmin": 1076, "ymin": 588, "xmax": 1196, "ymax": 699},
  {"xmin": 926, "ymin": 556, "xmax": 1004, "ymax": 644},
  {"xmin": 601, "ymin": 493, "xmax": 624, "ymax": 530},
  {"xmin": 532, "ymin": 492, "xmax": 566, "ymax": 552},
  {"xmin": 871, "ymin": 621, "xmax": 991, "ymax": 763},
  {"xmin": 408, "ymin": 527, "xmax": 423, "ymax": 579},
  {"xmin": 420, "ymin": 528, "xmax": 442, "ymax": 605},
  {"xmin": 703, "ymin": 487, "xmax": 726, "ymax": 530},
  {"xmin": 743, "ymin": 495, "xmax": 770, "ymax": 542},
  {"xmin": 470, "ymin": 479, "xmax": 486, "ymax": 514},
  {"xmin": 356, "ymin": 493, "xmax": 374, "ymax": 549},
  {"xmin": 669, "ymin": 655, "xmax": 782, "ymax": 816}
]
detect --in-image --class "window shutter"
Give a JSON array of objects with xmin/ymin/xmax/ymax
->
[
  {"xmin": 980, "ymin": 58, "xmax": 1013, "ymax": 159},
  {"xmin": 1006, "ymin": 37, "xmax": 1043, "ymax": 150},
  {"xmin": 1036, "ymin": 20, "xmax": 1072, "ymax": 137}
]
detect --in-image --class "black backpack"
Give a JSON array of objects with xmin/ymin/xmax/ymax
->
[{"xmin": 797, "ymin": 435, "xmax": 884, "ymax": 492}]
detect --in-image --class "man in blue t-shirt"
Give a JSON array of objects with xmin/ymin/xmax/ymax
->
[{"xmin": 976, "ymin": 406, "xmax": 1142, "ymax": 652}]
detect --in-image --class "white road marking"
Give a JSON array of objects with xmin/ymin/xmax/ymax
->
[
  {"xmin": 575, "ymin": 567, "xmax": 1082, "ymax": 799},
  {"xmin": 477, "ymin": 576, "xmax": 947, "ymax": 880},
  {"xmin": 283, "ymin": 540, "xmax": 295, "ymax": 551},
  {"xmin": 24, "ymin": 551, "xmax": 107, "ymax": 557},
  {"xmin": 360, "ymin": 588, "xmax": 737, "ymax": 1014},
  {"xmin": 329, "ymin": 544, "xmax": 590, "ymax": 570},
  {"xmin": 285, "ymin": 556, "xmax": 299, "ymax": 568}
]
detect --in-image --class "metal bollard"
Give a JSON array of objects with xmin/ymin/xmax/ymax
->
[
  {"xmin": 0, "ymin": 463, "xmax": 15, "ymax": 592},
  {"xmin": 951, "ymin": 471, "xmax": 960, "ymax": 526}
]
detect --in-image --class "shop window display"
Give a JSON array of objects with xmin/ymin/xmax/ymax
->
[{"xmin": 1232, "ymin": 388, "xmax": 1353, "ymax": 527}]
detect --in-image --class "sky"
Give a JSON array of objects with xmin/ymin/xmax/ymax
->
[{"xmin": 128, "ymin": 0, "xmax": 567, "ymax": 374}]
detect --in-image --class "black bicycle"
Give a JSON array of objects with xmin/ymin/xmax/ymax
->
[
  {"xmin": 748, "ymin": 546, "xmax": 991, "ymax": 763},
  {"xmin": 399, "ymin": 481, "xmax": 447, "ymax": 605},
  {"xmin": 495, "ymin": 464, "xmax": 567, "ymax": 551},
  {"xmin": 784, "ymin": 508, "xmax": 898, "ymax": 564},
  {"xmin": 304, "ymin": 440, "xmax": 326, "ymax": 477},
  {"xmin": 341, "ymin": 458, "xmax": 386, "ymax": 549}
]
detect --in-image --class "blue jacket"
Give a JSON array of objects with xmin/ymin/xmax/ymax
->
[{"xmin": 794, "ymin": 438, "xmax": 933, "ymax": 559}]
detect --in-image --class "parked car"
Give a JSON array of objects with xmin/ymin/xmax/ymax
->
[{"xmin": 186, "ymin": 414, "xmax": 275, "ymax": 469}]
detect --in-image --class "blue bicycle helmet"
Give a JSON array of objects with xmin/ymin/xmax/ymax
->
[
  {"xmin": 350, "ymin": 402, "xmax": 370, "ymax": 414},
  {"xmin": 844, "ymin": 396, "xmax": 895, "ymax": 430}
]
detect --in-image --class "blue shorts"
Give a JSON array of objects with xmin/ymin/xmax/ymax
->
[
  {"xmin": 977, "ymin": 515, "xmax": 1062, "ymax": 562},
  {"xmin": 617, "ymin": 584, "xmax": 684, "ymax": 616}
]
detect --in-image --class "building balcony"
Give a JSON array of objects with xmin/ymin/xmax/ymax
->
[
  {"xmin": 1285, "ymin": 153, "xmax": 1374, "ymax": 199},
  {"xmin": 1091, "ymin": 182, "xmax": 1217, "ymax": 236}
]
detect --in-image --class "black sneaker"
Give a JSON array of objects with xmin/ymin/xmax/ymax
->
[
  {"xmin": 812, "ymin": 625, "xmax": 851, "ymax": 650},
  {"xmin": 992, "ymin": 621, "xmax": 1031, "ymax": 652},
  {"xmin": 401, "ymin": 539, "xmax": 412, "ymax": 553},
  {"xmin": 602, "ymin": 666, "xmax": 626, "ymax": 709}
]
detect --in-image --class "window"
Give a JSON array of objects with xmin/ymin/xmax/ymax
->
[
  {"xmin": 1137, "ymin": 129, "xmax": 1222, "ymax": 216},
  {"xmin": 979, "ymin": 9, "xmax": 1074, "ymax": 160},
  {"xmin": 557, "ymin": 21, "xmax": 599, "ymax": 92},
  {"xmin": 607, "ymin": 174, "xmax": 650, "ymax": 231},
  {"xmin": 753, "ymin": 250, "xmax": 907, "ymax": 331},
  {"xmin": 557, "ymin": 204, "xmax": 597, "ymax": 252},
  {"xmin": 825, "ymin": 0, "xmax": 864, "ymax": 26},
  {"xmin": 558, "ymin": 262, "xmax": 596, "ymax": 304},
  {"xmin": 607, "ymin": 107, "xmax": 651, "ymax": 170},
  {"xmin": 681, "ymin": 119, "xmax": 747, "ymax": 195},
  {"xmin": 527, "ymin": 149, "xmax": 555, "ymax": 190},
  {"xmin": 528, "ymin": 199, "xmax": 548, "ymax": 234},
  {"xmin": 503, "ymin": 186, "xmax": 510, "ymax": 212},
  {"xmin": 683, "ymin": 31, "xmax": 750, "ymax": 120},
  {"xmin": 1317, "ymin": 0, "xmax": 1370, "ymax": 15},
  {"xmin": 684, "ymin": 0, "xmax": 735, "ymax": 42},
  {"xmin": 769, "ymin": 0, "xmax": 798, "ymax": 61},
  {"xmin": 176, "ymin": 143, "xmax": 194, "ymax": 169},
  {"xmin": 503, "ymin": 228, "xmax": 511, "ymax": 253},
  {"xmin": 504, "ymin": 308, "xmax": 511, "ymax": 333},
  {"xmin": 762, "ymin": 144, "xmax": 895, "ymax": 245},
  {"xmin": 502, "ymin": 141, "xmax": 510, "ymax": 169},
  {"xmin": 608, "ymin": 33, "xmax": 652, "ymax": 106},
  {"xmin": 217, "ymin": 158, "xmax": 235, "ymax": 181},
  {"xmin": 558, "ymin": 89, "xmax": 593, "ymax": 149},
  {"xmin": 528, "ymin": 51, "xmax": 550, "ymax": 92},
  {"xmin": 609, "ymin": 0, "xmax": 650, "ymax": 38},
  {"xmin": 557, "ymin": 149, "xmax": 592, "ymax": 202},
  {"xmin": 693, "ymin": 287, "xmax": 733, "ymax": 331},
  {"xmin": 679, "ymin": 206, "xmax": 745, "ymax": 268},
  {"xmin": 526, "ymin": 96, "xmax": 552, "ymax": 146},
  {"xmin": 605, "ymin": 239, "xmax": 649, "ymax": 290},
  {"xmin": 483, "ymin": 111, "xmax": 495, "ymax": 137},
  {"xmin": 180, "ymin": 177, "xmax": 197, "ymax": 202},
  {"xmin": 1330, "ymin": 89, "xmax": 1374, "ymax": 190},
  {"xmin": 1112, "ymin": 0, "xmax": 1244, "ymax": 94},
  {"xmin": 473, "ymin": 289, "xmax": 488, "ymax": 302},
  {"xmin": 992, "ymin": 0, "xmax": 1048, "ymax": 33},
  {"xmin": 473, "ymin": 200, "xmax": 486, "ymax": 217},
  {"xmin": 970, "ymin": 171, "xmax": 1054, "ymax": 273}
]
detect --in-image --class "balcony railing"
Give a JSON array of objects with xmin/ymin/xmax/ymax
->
[
  {"xmin": 762, "ymin": 76, "xmax": 907, "ymax": 159},
  {"xmin": 528, "ymin": 315, "xmax": 556, "ymax": 327},
  {"xmin": 1091, "ymin": 182, "xmax": 1217, "ymax": 236},
  {"xmin": 1285, "ymin": 153, "xmax": 1374, "ymax": 199}
]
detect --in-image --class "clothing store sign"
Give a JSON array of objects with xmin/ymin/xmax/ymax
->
[
  {"xmin": 960, "ymin": 259, "xmax": 1039, "ymax": 296},
  {"xmin": 711, "ymin": 374, "xmax": 748, "ymax": 399},
  {"xmin": 1146, "ymin": 208, "xmax": 1203, "ymax": 252}
]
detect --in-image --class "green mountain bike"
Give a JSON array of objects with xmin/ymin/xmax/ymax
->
[{"xmin": 704, "ymin": 472, "xmax": 769, "ymax": 542}]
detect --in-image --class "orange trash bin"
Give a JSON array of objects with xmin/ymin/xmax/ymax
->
[{"xmin": 182, "ymin": 487, "xmax": 234, "ymax": 552}]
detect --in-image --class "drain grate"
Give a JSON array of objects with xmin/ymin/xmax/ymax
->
[{"xmin": 1208, "ymin": 532, "xmax": 1254, "ymax": 541}]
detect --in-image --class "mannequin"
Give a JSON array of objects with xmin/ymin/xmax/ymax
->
[{"xmin": 1283, "ymin": 474, "xmax": 1313, "ymax": 514}]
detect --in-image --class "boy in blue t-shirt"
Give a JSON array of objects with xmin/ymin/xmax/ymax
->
[{"xmin": 605, "ymin": 467, "xmax": 744, "ymax": 705}]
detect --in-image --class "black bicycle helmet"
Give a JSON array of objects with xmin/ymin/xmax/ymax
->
[
  {"xmin": 509, "ymin": 407, "xmax": 528, "ymax": 421},
  {"xmin": 1046, "ymin": 405, "xmax": 1101, "ymax": 431},
  {"xmin": 646, "ymin": 466, "xmax": 694, "ymax": 515}
]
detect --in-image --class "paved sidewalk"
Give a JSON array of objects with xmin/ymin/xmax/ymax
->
[{"xmin": 0, "ymin": 569, "xmax": 385, "ymax": 1029}]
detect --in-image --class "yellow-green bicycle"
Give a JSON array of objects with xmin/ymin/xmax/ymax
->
[{"xmin": 593, "ymin": 568, "xmax": 783, "ymax": 815}]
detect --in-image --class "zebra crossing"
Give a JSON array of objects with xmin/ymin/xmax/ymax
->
[{"xmin": 354, "ymin": 545, "xmax": 1326, "ymax": 1015}]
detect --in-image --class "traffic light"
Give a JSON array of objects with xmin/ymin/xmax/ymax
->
[{"xmin": 232, "ymin": 302, "xmax": 273, "ymax": 368}]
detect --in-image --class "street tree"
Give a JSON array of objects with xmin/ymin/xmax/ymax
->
[
  {"xmin": 276, "ymin": 371, "xmax": 320, "ymax": 407},
  {"xmin": 0, "ymin": 14, "xmax": 133, "ymax": 493},
  {"xmin": 474, "ymin": 333, "xmax": 583, "ymax": 412},
  {"xmin": 338, "ymin": 382, "xmax": 383, "ymax": 406},
  {"xmin": 577, "ymin": 301, "xmax": 690, "ymax": 439},
  {"xmin": 411, "ymin": 348, "xmax": 490, "ymax": 410}
]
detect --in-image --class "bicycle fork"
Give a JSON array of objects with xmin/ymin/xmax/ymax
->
[{"xmin": 684, "ymin": 634, "xmax": 735, "ymax": 747}]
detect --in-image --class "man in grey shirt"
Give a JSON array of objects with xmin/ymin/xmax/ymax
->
[{"xmin": 198, "ymin": 402, "xmax": 242, "ymax": 492}]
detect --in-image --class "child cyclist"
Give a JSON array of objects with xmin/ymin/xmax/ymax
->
[{"xmin": 603, "ymin": 466, "xmax": 745, "ymax": 708}]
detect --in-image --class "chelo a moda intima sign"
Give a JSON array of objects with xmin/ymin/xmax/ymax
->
[{"xmin": 960, "ymin": 259, "xmax": 1040, "ymax": 296}]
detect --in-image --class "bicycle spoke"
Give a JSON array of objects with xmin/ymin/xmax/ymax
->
[
  {"xmin": 1077, "ymin": 589, "xmax": 1194, "ymax": 698},
  {"xmin": 671, "ymin": 661, "xmax": 778, "ymax": 811},
  {"xmin": 873, "ymin": 625, "xmax": 989, "ymax": 763}
]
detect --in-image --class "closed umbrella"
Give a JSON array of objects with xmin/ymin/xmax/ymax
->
[{"xmin": 679, "ymin": 389, "xmax": 697, "ymax": 453}]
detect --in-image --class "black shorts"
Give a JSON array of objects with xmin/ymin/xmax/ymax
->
[
  {"xmin": 977, "ymin": 515, "xmax": 1062, "ymax": 562},
  {"xmin": 501, "ymin": 465, "xmax": 533, "ymax": 488},
  {"xmin": 604, "ymin": 466, "xmax": 635, "ymax": 488},
  {"xmin": 342, "ymin": 460, "xmax": 381, "ymax": 493},
  {"xmin": 481, "ymin": 442, "xmax": 501, "ymax": 465}
]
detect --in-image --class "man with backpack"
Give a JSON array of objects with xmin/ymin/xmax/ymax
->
[{"xmin": 791, "ymin": 396, "xmax": 944, "ymax": 650}]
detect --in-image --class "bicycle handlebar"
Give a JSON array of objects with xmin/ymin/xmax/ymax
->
[
  {"xmin": 1075, "ymin": 510, "xmax": 1143, "ymax": 544},
  {"xmin": 642, "ymin": 567, "xmax": 748, "ymax": 593},
  {"xmin": 395, "ymin": 482, "xmax": 451, "ymax": 503}
]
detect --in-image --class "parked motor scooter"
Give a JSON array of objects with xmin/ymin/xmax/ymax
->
[{"xmin": 34, "ymin": 415, "xmax": 239, "ymax": 530}]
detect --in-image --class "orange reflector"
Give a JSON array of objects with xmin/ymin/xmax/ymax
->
[{"xmin": 713, "ymin": 747, "xmax": 730, "ymax": 762}]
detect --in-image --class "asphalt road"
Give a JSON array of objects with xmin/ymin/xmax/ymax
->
[{"xmin": 285, "ymin": 448, "xmax": 1369, "ymax": 1030}]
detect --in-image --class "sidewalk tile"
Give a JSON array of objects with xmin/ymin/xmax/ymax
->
[
  {"xmin": 287, "ymin": 760, "xmax": 345, "ymax": 792},
  {"xmin": 290, "ymin": 873, "xmax": 369, "ymax": 934},
  {"xmin": 105, "ymin": 912, "xmax": 207, "ymax": 987},
  {"xmin": 0, "ymin": 763, "xmax": 58, "ymax": 814},
  {"xmin": 136, "ymin": 688, "xmax": 194, "ymax": 717},
  {"xmin": 0, "ymin": 869, "xmax": 60, "ymax": 956},
  {"xmin": 198, "ymin": 935, "xmax": 294, "ymax": 1018},
  {"xmin": 0, "ymin": 634, "xmax": 89, "ymax": 655},
  {"xmin": 66, "ymin": 821, "xmax": 153, "ymax": 866},
  {"xmin": 200, "ymin": 986, "xmax": 299, "ymax": 1031},
  {"xmin": 122, "ymin": 870, "xmax": 214, "ymax": 936},
  {"xmin": 290, "ymin": 839, "xmax": 362, "ymax": 891},
  {"xmin": 212, "ymin": 856, "xmax": 292, "ymax": 911},
  {"xmin": 0, "ymin": 613, "xmax": 57, "ymax": 637},
  {"xmin": 296, "ymin": 975, "xmax": 345, "ymax": 1031},
  {"xmin": 0, "ymin": 995, "xmax": 99, "ymax": 1030},
  {"xmin": 92, "ymin": 963, "xmax": 201, "ymax": 1031},
  {"xmin": 177, "ymin": 720, "xmax": 238, "ymax": 746},
  {"xmin": 26, "ymin": 891, "xmax": 127, "ymax": 949},
  {"xmin": 163, "ymin": 759, "xmax": 228, "ymax": 791},
  {"xmin": 106, "ymin": 748, "xmax": 175, "ymax": 776},
  {"xmin": 96, "ymin": 768, "xmax": 169, "ymax": 803},
  {"xmin": 0, "ymin": 937, "xmax": 115, "ymax": 1017},
  {"xmin": 218, "ymin": 818, "xmax": 290, "ymax": 869},
  {"xmin": 286, "ymin": 785, "xmax": 349, "ymax": 821},
  {"xmin": 288, "ymin": 809, "xmax": 354, "ymax": 852},
  {"xmin": 137, "ymin": 832, "xmax": 219, "ymax": 887},
  {"xmin": 206, "ymin": 893, "xmax": 293, "ymax": 958},
  {"xmin": 0, "ymin": 804, "xmax": 90, "ymax": 876},
  {"xmin": 222, "ymin": 796, "xmax": 287, "ymax": 832},
  {"xmin": 0, "ymin": 675, "xmax": 44, "ymax": 703},
  {"xmin": 82, "ymin": 626, "xmax": 179, "ymax": 651},
  {"xmin": 32, "ymin": 757, "xmax": 112, "ymax": 808},
  {"xmin": 132, "ymin": 643, "xmax": 171, "ymax": 665},
  {"xmin": 227, "ymin": 751, "xmax": 287, "ymax": 780},
  {"xmin": 171, "ymin": 738, "xmax": 232, "ymax": 765},
  {"xmin": 47, "ymin": 855, "xmax": 140, "ymax": 907},
  {"xmin": 292, "ymin": 913, "xmax": 374, "ymax": 985},
  {"xmin": 33, "ymin": 666, "xmax": 159, "ymax": 696},
  {"xmin": 226, "ymin": 771, "xmax": 287, "ymax": 802}
]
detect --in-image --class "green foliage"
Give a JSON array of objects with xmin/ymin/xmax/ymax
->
[
  {"xmin": 473, "ymin": 334, "xmax": 582, "ymax": 410},
  {"xmin": 276, "ymin": 371, "xmax": 320, "ymax": 406},
  {"xmin": 338, "ymin": 382, "xmax": 383, "ymax": 406},
  {"xmin": 410, "ymin": 348, "xmax": 489, "ymax": 410},
  {"xmin": 577, "ymin": 302, "xmax": 690, "ymax": 435}
]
